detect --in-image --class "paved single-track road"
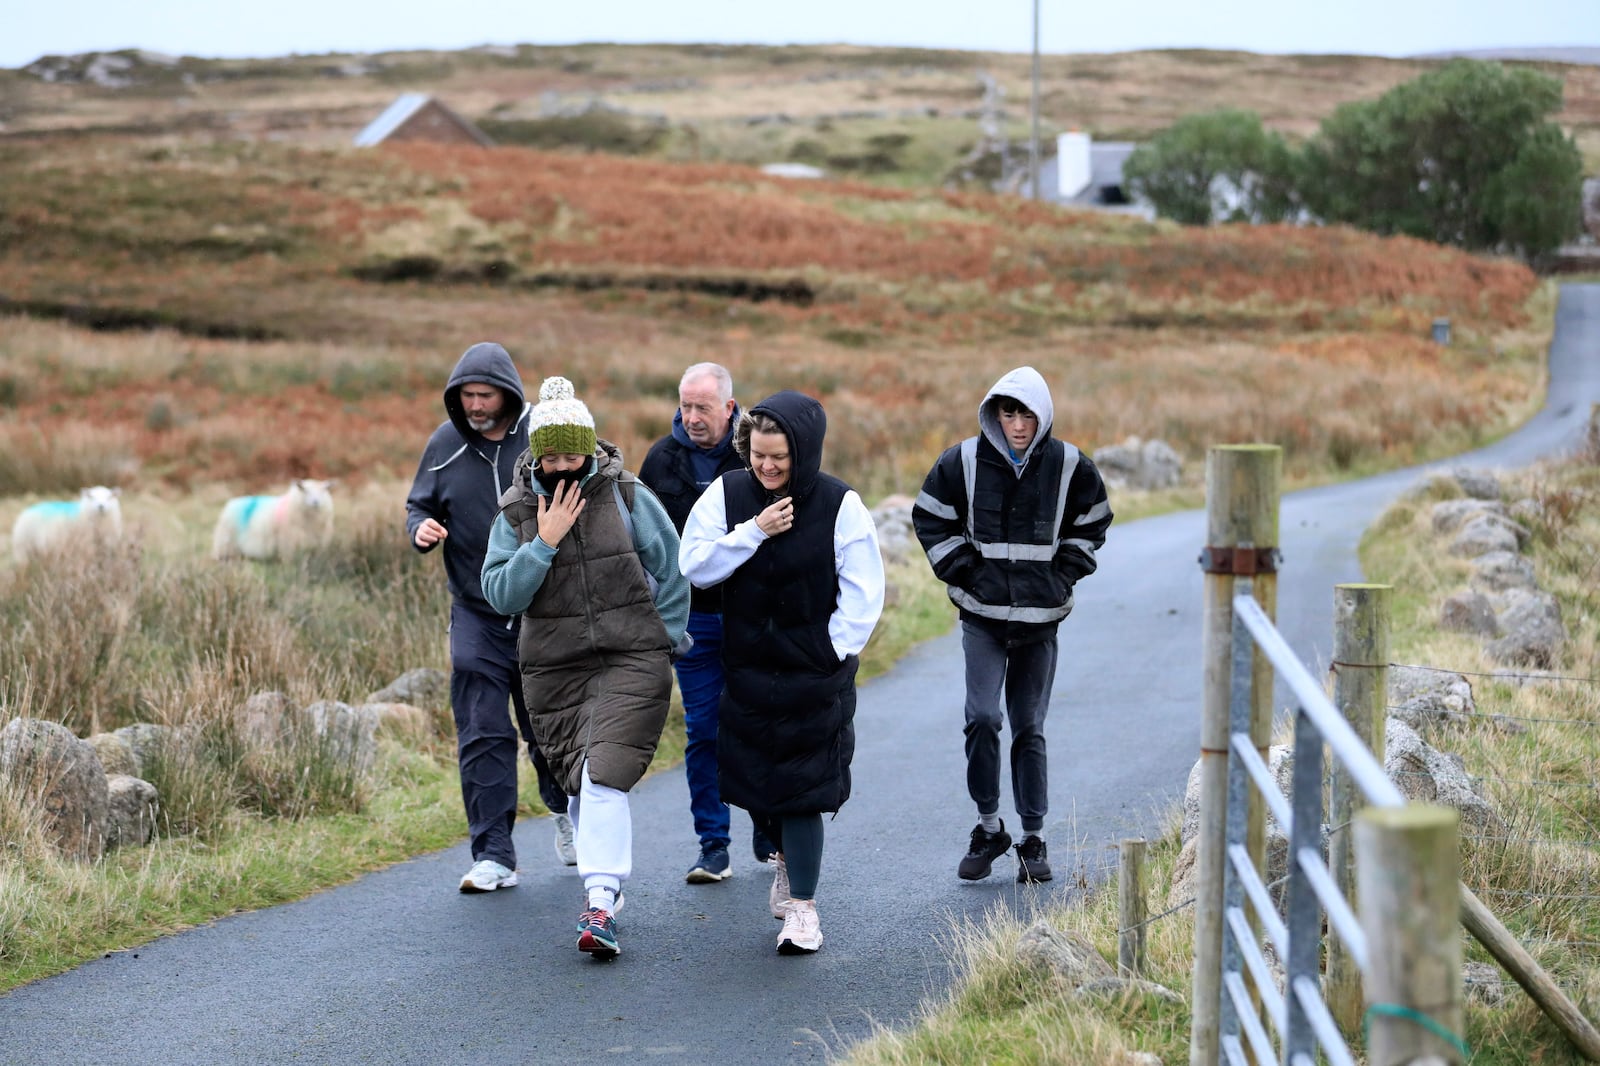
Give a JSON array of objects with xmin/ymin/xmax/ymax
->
[{"xmin": 4, "ymin": 284, "xmax": 1596, "ymax": 1065}]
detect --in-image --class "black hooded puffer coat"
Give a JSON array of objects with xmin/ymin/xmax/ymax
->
[{"xmin": 715, "ymin": 390, "xmax": 858, "ymax": 816}]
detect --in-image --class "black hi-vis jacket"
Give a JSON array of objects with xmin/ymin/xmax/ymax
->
[{"xmin": 913, "ymin": 432, "xmax": 1111, "ymax": 644}]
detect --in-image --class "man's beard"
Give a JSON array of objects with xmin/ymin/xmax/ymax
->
[
  {"xmin": 538, "ymin": 457, "xmax": 593, "ymax": 492},
  {"xmin": 466, "ymin": 413, "xmax": 501, "ymax": 433}
]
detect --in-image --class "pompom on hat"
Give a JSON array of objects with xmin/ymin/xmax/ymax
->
[{"xmin": 528, "ymin": 376, "xmax": 597, "ymax": 458}]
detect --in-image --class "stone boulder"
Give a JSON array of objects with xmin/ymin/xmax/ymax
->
[
  {"xmin": 111, "ymin": 722, "xmax": 176, "ymax": 777},
  {"xmin": 1451, "ymin": 467, "xmax": 1502, "ymax": 500},
  {"xmin": 105, "ymin": 774, "xmax": 159, "ymax": 848},
  {"xmin": 238, "ymin": 690, "xmax": 295, "ymax": 747},
  {"xmin": 1384, "ymin": 718, "xmax": 1500, "ymax": 831},
  {"xmin": 1388, "ymin": 666, "xmax": 1476, "ymax": 728},
  {"xmin": 1468, "ymin": 551, "xmax": 1537, "ymax": 593},
  {"xmin": 359, "ymin": 701, "xmax": 433, "ymax": 745},
  {"xmin": 1486, "ymin": 588, "xmax": 1566, "ymax": 668},
  {"xmin": 1015, "ymin": 920, "xmax": 1117, "ymax": 984},
  {"xmin": 1439, "ymin": 590, "xmax": 1498, "ymax": 637},
  {"xmin": 1448, "ymin": 514, "xmax": 1527, "ymax": 558},
  {"xmin": 367, "ymin": 668, "xmax": 448, "ymax": 709},
  {"xmin": 1464, "ymin": 960, "xmax": 1507, "ymax": 1006},
  {"xmin": 87, "ymin": 731, "xmax": 140, "ymax": 777},
  {"xmin": 1074, "ymin": 976, "xmax": 1184, "ymax": 1004},
  {"xmin": 1093, "ymin": 437, "xmax": 1183, "ymax": 491},
  {"xmin": 871, "ymin": 493, "xmax": 918, "ymax": 568},
  {"xmin": 0, "ymin": 717, "xmax": 109, "ymax": 860},
  {"xmin": 302, "ymin": 701, "xmax": 379, "ymax": 774},
  {"xmin": 1429, "ymin": 498, "xmax": 1505, "ymax": 536}
]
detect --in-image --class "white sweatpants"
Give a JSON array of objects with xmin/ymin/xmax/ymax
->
[{"xmin": 567, "ymin": 762, "xmax": 631, "ymax": 895}]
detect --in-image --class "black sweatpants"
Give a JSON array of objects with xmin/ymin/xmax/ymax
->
[{"xmin": 450, "ymin": 602, "xmax": 565, "ymax": 869}]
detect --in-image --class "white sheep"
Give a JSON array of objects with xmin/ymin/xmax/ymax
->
[
  {"xmin": 212, "ymin": 479, "xmax": 336, "ymax": 560},
  {"xmin": 10, "ymin": 486, "xmax": 124, "ymax": 563}
]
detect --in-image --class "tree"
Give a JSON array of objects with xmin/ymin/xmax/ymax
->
[
  {"xmin": 1300, "ymin": 60, "xmax": 1583, "ymax": 256},
  {"xmin": 1123, "ymin": 109, "xmax": 1299, "ymax": 226}
]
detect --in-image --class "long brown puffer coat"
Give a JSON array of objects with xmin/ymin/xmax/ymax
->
[{"xmin": 497, "ymin": 442, "xmax": 671, "ymax": 795}]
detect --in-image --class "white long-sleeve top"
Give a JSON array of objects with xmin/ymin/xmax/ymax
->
[{"xmin": 678, "ymin": 477, "xmax": 886, "ymax": 660}]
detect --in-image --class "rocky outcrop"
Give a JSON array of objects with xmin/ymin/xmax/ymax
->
[
  {"xmin": 1485, "ymin": 588, "xmax": 1566, "ymax": 668},
  {"xmin": 1423, "ymin": 486, "xmax": 1565, "ymax": 669},
  {"xmin": 1093, "ymin": 437, "xmax": 1183, "ymax": 491},
  {"xmin": 1016, "ymin": 920, "xmax": 1117, "ymax": 984},
  {"xmin": 302, "ymin": 701, "xmax": 379, "ymax": 775},
  {"xmin": 0, "ymin": 718, "xmax": 109, "ymax": 860},
  {"xmin": 366, "ymin": 668, "xmax": 448, "ymax": 710},
  {"xmin": 870, "ymin": 493, "xmax": 918, "ymax": 568},
  {"xmin": 106, "ymin": 774, "xmax": 159, "ymax": 848}
]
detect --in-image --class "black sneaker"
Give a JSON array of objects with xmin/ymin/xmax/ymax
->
[
  {"xmin": 1016, "ymin": 835, "xmax": 1053, "ymax": 883},
  {"xmin": 957, "ymin": 821, "xmax": 1013, "ymax": 880}
]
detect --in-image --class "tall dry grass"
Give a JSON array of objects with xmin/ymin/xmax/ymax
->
[
  {"xmin": 0, "ymin": 279, "xmax": 1554, "ymax": 504},
  {"xmin": 0, "ymin": 483, "xmax": 448, "ymax": 737}
]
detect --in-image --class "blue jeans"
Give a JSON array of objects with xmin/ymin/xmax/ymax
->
[{"xmin": 676, "ymin": 610, "xmax": 730, "ymax": 848}]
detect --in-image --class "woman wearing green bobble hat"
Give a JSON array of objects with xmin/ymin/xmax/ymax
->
[{"xmin": 481, "ymin": 376, "xmax": 691, "ymax": 961}]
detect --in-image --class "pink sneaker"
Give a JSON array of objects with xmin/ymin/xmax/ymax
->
[{"xmin": 777, "ymin": 898, "xmax": 822, "ymax": 955}]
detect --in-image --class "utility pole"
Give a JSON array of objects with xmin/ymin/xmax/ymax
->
[{"xmin": 1029, "ymin": 0, "xmax": 1041, "ymax": 200}]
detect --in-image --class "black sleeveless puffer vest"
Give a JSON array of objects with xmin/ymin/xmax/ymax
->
[{"xmin": 715, "ymin": 391, "xmax": 859, "ymax": 815}]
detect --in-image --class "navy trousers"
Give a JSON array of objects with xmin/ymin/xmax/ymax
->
[{"xmin": 450, "ymin": 602, "xmax": 565, "ymax": 869}]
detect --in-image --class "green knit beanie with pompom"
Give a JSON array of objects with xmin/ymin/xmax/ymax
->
[{"xmin": 528, "ymin": 376, "xmax": 597, "ymax": 457}]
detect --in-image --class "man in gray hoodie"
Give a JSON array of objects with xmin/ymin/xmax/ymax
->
[
  {"xmin": 912, "ymin": 366, "xmax": 1112, "ymax": 885},
  {"xmin": 406, "ymin": 341, "xmax": 573, "ymax": 892}
]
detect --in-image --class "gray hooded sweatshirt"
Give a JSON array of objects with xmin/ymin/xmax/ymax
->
[{"xmin": 405, "ymin": 342, "xmax": 532, "ymax": 617}]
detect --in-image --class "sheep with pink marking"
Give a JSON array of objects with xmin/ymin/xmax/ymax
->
[
  {"xmin": 11, "ymin": 486, "xmax": 123, "ymax": 562},
  {"xmin": 212, "ymin": 479, "xmax": 336, "ymax": 560}
]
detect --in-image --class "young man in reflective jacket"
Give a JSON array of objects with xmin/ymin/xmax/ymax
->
[{"xmin": 912, "ymin": 366, "xmax": 1112, "ymax": 883}]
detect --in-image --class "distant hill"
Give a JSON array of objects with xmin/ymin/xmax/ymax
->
[
  {"xmin": 1, "ymin": 43, "xmax": 1596, "ymax": 183},
  {"xmin": 1414, "ymin": 46, "xmax": 1600, "ymax": 66}
]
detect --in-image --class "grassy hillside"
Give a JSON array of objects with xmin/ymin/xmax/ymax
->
[{"xmin": 0, "ymin": 137, "xmax": 1550, "ymax": 504}]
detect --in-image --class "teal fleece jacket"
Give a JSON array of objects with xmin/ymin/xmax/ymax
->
[{"xmin": 480, "ymin": 472, "xmax": 690, "ymax": 649}]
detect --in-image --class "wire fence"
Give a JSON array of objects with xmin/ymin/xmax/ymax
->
[{"xmin": 1084, "ymin": 653, "xmax": 1600, "ymax": 996}]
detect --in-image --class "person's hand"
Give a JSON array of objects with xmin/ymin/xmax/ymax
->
[
  {"xmin": 756, "ymin": 496, "xmax": 795, "ymax": 537},
  {"xmin": 414, "ymin": 518, "xmax": 448, "ymax": 548},
  {"xmin": 536, "ymin": 481, "xmax": 586, "ymax": 547}
]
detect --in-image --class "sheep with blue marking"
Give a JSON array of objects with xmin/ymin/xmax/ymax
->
[
  {"xmin": 212, "ymin": 479, "xmax": 336, "ymax": 560},
  {"xmin": 10, "ymin": 486, "xmax": 124, "ymax": 563}
]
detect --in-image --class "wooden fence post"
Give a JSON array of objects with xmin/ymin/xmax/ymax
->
[
  {"xmin": 1190, "ymin": 444, "xmax": 1281, "ymax": 1066},
  {"xmin": 1119, "ymin": 837, "xmax": 1147, "ymax": 977},
  {"xmin": 1356, "ymin": 805, "xmax": 1464, "ymax": 1066},
  {"xmin": 1328, "ymin": 583, "xmax": 1391, "ymax": 1032}
]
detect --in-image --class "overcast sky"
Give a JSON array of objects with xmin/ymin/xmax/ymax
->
[{"xmin": 3, "ymin": 0, "xmax": 1595, "ymax": 69}]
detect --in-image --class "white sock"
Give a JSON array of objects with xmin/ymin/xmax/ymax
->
[
  {"xmin": 979, "ymin": 813, "xmax": 1001, "ymax": 834},
  {"xmin": 1021, "ymin": 831, "xmax": 1042, "ymax": 843},
  {"xmin": 587, "ymin": 885, "xmax": 617, "ymax": 912}
]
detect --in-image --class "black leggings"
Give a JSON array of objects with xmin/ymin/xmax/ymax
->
[{"xmin": 753, "ymin": 812, "xmax": 824, "ymax": 900}]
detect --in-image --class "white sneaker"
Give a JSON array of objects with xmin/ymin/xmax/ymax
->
[
  {"xmin": 553, "ymin": 812, "xmax": 577, "ymax": 866},
  {"xmin": 769, "ymin": 854, "xmax": 790, "ymax": 919},
  {"xmin": 777, "ymin": 898, "xmax": 822, "ymax": 955},
  {"xmin": 459, "ymin": 859, "xmax": 518, "ymax": 893}
]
